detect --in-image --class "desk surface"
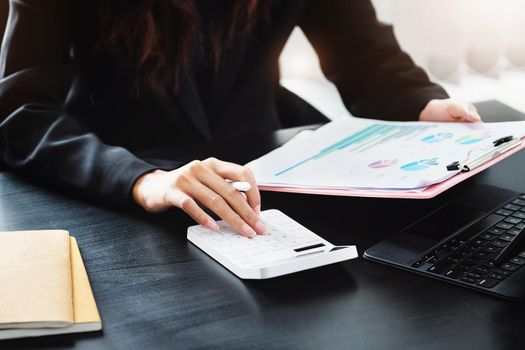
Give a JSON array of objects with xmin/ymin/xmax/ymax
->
[{"xmin": 2, "ymin": 125, "xmax": 525, "ymax": 350}]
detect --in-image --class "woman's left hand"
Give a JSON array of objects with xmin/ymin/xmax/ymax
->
[{"xmin": 419, "ymin": 99, "xmax": 482, "ymax": 123}]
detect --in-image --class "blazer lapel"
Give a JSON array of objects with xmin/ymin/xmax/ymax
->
[{"xmin": 175, "ymin": 70, "xmax": 212, "ymax": 141}]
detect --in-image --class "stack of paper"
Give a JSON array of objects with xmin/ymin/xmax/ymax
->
[
  {"xmin": 248, "ymin": 117, "xmax": 525, "ymax": 197},
  {"xmin": 0, "ymin": 230, "xmax": 102, "ymax": 340}
]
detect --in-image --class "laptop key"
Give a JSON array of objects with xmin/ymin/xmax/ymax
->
[
  {"xmin": 505, "ymin": 204, "xmax": 521, "ymax": 211},
  {"xmin": 504, "ymin": 217, "xmax": 522, "ymax": 225},
  {"xmin": 480, "ymin": 260, "xmax": 496, "ymax": 269},
  {"xmin": 492, "ymin": 268, "xmax": 512, "ymax": 276},
  {"xmin": 427, "ymin": 260, "xmax": 452, "ymax": 274},
  {"xmin": 516, "ymin": 223, "xmax": 525, "ymax": 230},
  {"xmin": 510, "ymin": 256, "xmax": 525, "ymax": 265},
  {"xmin": 496, "ymin": 209, "xmax": 512, "ymax": 216},
  {"xmin": 479, "ymin": 232, "xmax": 496, "ymax": 240},
  {"xmin": 475, "ymin": 251, "xmax": 493, "ymax": 259},
  {"xmin": 487, "ymin": 272, "xmax": 506, "ymax": 280},
  {"xmin": 512, "ymin": 212, "xmax": 525, "ymax": 220},
  {"xmin": 491, "ymin": 240, "xmax": 510, "ymax": 248},
  {"xmin": 512, "ymin": 199, "xmax": 525, "ymax": 206},
  {"xmin": 411, "ymin": 259, "xmax": 425, "ymax": 268},
  {"xmin": 501, "ymin": 262, "xmax": 520, "ymax": 272},
  {"xmin": 508, "ymin": 228, "xmax": 522, "ymax": 235},
  {"xmin": 499, "ymin": 233, "xmax": 516, "ymax": 242},
  {"xmin": 482, "ymin": 245, "xmax": 502, "ymax": 254},
  {"xmin": 472, "ymin": 239, "xmax": 487, "ymax": 247},
  {"xmin": 465, "ymin": 272, "xmax": 484, "ymax": 280},
  {"xmin": 487, "ymin": 227, "xmax": 506, "ymax": 235},
  {"xmin": 460, "ymin": 276, "xmax": 479, "ymax": 284},
  {"xmin": 474, "ymin": 266, "xmax": 491, "ymax": 275},
  {"xmin": 444, "ymin": 268, "xmax": 464, "ymax": 279},
  {"xmin": 478, "ymin": 278, "xmax": 500, "ymax": 288},
  {"xmin": 496, "ymin": 222, "xmax": 514, "ymax": 230}
]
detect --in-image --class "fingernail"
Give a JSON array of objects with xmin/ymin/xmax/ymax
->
[
  {"xmin": 255, "ymin": 221, "xmax": 266, "ymax": 234},
  {"xmin": 242, "ymin": 224, "xmax": 257, "ymax": 237},
  {"xmin": 254, "ymin": 204, "xmax": 261, "ymax": 216},
  {"xmin": 206, "ymin": 219, "xmax": 220, "ymax": 231}
]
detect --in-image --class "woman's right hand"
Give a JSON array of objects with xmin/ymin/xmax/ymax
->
[{"xmin": 132, "ymin": 157, "xmax": 266, "ymax": 237}]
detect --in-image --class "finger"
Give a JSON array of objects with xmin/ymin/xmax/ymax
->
[
  {"xmin": 204, "ymin": 158, "xmax": 261, "ymax": 214},
  {"xmin": 167, "ymin": 190, "xmax": 219, "ymax": 230},
  {"xmin": 195, "ymin": 165, "xmax": 266, "ymax": 234},
  {"xmin": 187, "ymin": 180, "xmax": 257, "ymax": 238},
  {"xmin": 446, "ymin": 102, "xmax": 473, "ymax": 122},
  {"xmin": 467, "ymin": 104, "xmax": 482, "ymax": 122}
]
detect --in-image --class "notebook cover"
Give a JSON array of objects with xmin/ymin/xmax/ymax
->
[
  {"xmin": 0, "ymin": 236, "xmax": 102, "ymax": 340},
  {"xmin": 0, "ymin": 230, "xmax": 73, "ymax": 328}
]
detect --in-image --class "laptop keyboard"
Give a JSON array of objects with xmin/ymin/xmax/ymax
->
[{"xmin": 411, "ymin": 194, "xmax": 525, "ymax": 289}]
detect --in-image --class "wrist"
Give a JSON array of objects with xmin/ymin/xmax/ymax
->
[
  {"xmin": 132, "ymin": 169, "xmax": 167, "ymax": 208},
  {"xmin": 419, "ymin": 99, "xmax": 438, "ymax": 121}
]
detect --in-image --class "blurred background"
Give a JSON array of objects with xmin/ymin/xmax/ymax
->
[{"xmin": 279, "ymin": 0, "xmax": 525, "ymax": 119}]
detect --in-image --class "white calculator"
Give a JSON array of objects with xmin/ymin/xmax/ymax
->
[{"xmin": 187, "ymin": 209, "xmax": 358, "ymax": 279}]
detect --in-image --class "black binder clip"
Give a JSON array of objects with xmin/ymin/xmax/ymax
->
[
  {"xmin": 446, "ymin": 161, "xmax": 460, "ymax": 171},
  {"xmin": 493, "ymin": 135, "xmax": 514, "ymax": 147}
]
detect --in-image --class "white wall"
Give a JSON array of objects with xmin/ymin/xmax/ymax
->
[{"xmin": 279, "ymin": 1, "xmax": 525, "ymax": 116}]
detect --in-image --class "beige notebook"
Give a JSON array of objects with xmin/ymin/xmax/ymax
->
[{"xmin": 0, "ymin": 231, "xmax": 101, "ymax": 340}]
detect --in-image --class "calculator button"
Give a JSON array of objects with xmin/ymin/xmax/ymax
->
[{"xmin": 255, "ymin": 236, "xmax": 279, "ymax": 246}]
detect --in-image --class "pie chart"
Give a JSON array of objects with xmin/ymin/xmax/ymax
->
[
  {"xmin": 401, "ymin": 158, "xmax": 440, "ymax": 171},
  {"xmin": 456, "ymin": 132, "xmax": 490, "ymax": 145},
  {"xmin": 422, "ymin": 133, "xmax": 454, "ymax": 143},
  {"xmin": 368, "ymin": 159, "xmax": 398, "ymax": 169}
]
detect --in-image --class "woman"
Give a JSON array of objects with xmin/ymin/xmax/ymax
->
[{"xmin": 0, "ymin": 0, "xmax": 480, "ymax": 237}]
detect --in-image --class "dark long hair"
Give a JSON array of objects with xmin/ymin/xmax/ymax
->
[{"xmin": 95, "ymin": 1, "xmax": 270, "ymax": 95}]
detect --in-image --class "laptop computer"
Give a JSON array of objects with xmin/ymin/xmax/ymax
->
[{"xmin": 364, "ymin": 184, "xmax": 525, "ymax": 300}]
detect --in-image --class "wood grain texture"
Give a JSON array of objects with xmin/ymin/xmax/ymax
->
[{"xmin": 1, "ymin": 124, "xmax": 525, "ymax": 350}]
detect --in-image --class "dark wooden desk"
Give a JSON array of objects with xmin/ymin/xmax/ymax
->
[{"xmin": 2, "ymin": 125, "xmax": 525, "ymax": 350}]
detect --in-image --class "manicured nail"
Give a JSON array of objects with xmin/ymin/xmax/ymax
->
[
  {"xmin": 206, "ymin": 219, "xmax": 220, "ymax": 231},
  {"xmin": 254, "ymin": 204, "xmax": 261, "ymax": 216},
  {"xmin": 255, "ymin": 221, "xmax": 266, "ymax": 234},
  {"xmin": 242, "ymin": 224, "xmax": 257, "ymax": 237}
]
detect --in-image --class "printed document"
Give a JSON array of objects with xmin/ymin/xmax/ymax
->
[{"xmin": 247, "ymin": 117, "xmax": 525, "ymax": 192}]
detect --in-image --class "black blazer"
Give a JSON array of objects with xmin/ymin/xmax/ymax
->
[{"xmin": 0, "ymin": 0, "xmax": 448, "ymax": 207}]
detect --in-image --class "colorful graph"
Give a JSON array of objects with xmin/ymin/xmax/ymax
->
[
  {"xmin": 422, "ymin": 133, "xmax": 453, "ymax": 143},
  {"xmin": 275, "ymin": 123, "xmax": 434, "ymax": 176},
  {"xmin": 401, "ymin": 158, "xmax": 439, "ymax": 172},
  {"xmin": 455, "ymin": 132, "xmax": 490, "ymax": 145},
  {"xmin": 368, "ymin": 159, "xmax": 398, "ymax": 169}
]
